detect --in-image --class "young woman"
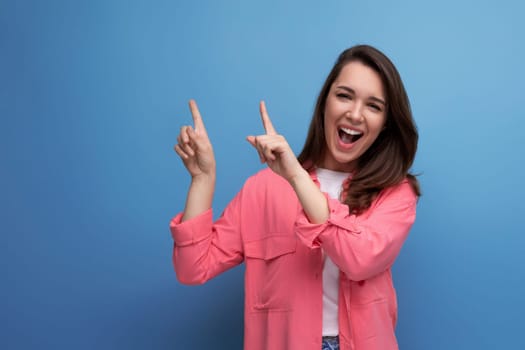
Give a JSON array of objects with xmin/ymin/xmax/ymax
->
[{"xmin": 172, "ymin": 44, "xmax": 420, "ymax": 350}]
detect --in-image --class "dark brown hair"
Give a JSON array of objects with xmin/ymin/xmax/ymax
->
[{"xmin": 297, "ymin": 45, "xmax": 420, "ymax": 214}]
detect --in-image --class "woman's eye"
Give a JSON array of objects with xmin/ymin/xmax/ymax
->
[
  {"xmin": 369, "ymin": 104, "xmax": 381, "ymax": 111},
  {"xmin": 337, "ymin": 93, "xmax": 351, "ymax": 100}
]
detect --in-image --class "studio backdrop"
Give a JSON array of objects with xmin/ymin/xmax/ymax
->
[{"xmin": 3, "ymin": 0, "xmax": 524, "ymax": 349}]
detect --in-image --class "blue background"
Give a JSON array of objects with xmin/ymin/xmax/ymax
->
[{"xmin": 2, "ymin": 0, "xmax": 524, "ymax": 349}]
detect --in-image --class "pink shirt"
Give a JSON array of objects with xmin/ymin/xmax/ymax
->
[{"xmin": 170, "ymin": 168, "xmax": 417, "ymax": 350}]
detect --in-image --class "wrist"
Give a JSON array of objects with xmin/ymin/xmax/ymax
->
[
  {"xmin": 192, "ymin": 172, "xmax": 216, "ymax": 185},
  {"xmin": 288, "ymin": 168, "xmax": 310, "ymax": 189}
]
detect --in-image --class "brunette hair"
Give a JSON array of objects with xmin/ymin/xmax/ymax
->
[{"xmin": 297, "ymin": 45, "xmax": 420, "ymax": 214}]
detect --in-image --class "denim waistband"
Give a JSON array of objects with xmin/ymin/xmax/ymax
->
[{"xmin": 322, "ymin": 335, "xmax": 339, "ymax": 350}]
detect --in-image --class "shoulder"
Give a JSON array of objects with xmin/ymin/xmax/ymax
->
[
  {"xmin": 246, "ymin": 168, "xmax": 290, "ymax": 188},
  {"xmin": 387, "ymin": 178, "xmax": 417, "ymax": 196},
  {"xmin": 240, "ymin": 168, "xmax": 296, "ymax": 202},
  {"xmin": 374, "ymin": 178, "xmax": 418, "ymax": 208}
]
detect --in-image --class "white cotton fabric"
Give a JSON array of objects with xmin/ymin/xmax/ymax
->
[{"xmin": 316, "ymin": 168, "xmax": 351, "ymax": 337}]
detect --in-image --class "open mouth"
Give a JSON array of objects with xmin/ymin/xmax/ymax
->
[{"xmin": 338, "ymin": 127, "xmax": 363, "ymax": 144}]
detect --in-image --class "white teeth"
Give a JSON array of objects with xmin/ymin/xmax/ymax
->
[{"xmin": 340, "ymin": 127, "xmax": 362, "ymax": 135}]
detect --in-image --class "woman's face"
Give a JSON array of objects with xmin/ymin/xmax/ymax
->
[{"xmin": 320, "ymin": 61, "xmax": 387, "ymax": 172}]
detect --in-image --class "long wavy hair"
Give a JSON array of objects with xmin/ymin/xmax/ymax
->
[{"xmin": 297, "ymin": 45, "xmax": 420, "ymax": 214}]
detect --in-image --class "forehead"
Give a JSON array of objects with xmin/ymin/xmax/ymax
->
[{"xmin": 333, "ymin": 61, "xmax": 385, "ymax": 99}]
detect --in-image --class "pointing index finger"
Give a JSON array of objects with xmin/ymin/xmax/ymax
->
[
  {"xmin": 260, "ymin": 101, "xmax": 276, "ymax": 135},
  {"xmin": 189, "ymin": 99, "xmax": 206, "ymax": 133}
]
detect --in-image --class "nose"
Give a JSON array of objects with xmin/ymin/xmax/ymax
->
[{"xmin": 345, "ymin": 102, "xmax": 363, "ymax": 123}]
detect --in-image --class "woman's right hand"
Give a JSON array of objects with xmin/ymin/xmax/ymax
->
[{"xmin": 174, "ymin": 100, "xmax": 216, "ymax": 180}]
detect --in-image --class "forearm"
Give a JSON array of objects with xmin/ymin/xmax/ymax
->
[
  {"xmin": 294, "ymin": 181, "xmax": 417, "ymax": 280},
  {"xmin": 289, "ymin": 169, "xmax": 329, "ymax": 224},
  {"xmin": 182, "ymin": 174, "xmax": 216, "ymax": 221}
]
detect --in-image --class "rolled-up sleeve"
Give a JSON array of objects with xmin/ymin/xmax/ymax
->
[
  {"xmin": 295, "ymin": 181, "xmax": 417, "ymax": 281},
  {"xmin": 170, "ymin": 209, "xmax": 214, "ymax": 246},
  {"xmin": 170, "ymin": 187, "xmax": 245, "ymax": 285}
]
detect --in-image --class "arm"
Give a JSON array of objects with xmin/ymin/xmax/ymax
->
[
  {"xmin": 182, "ymin": 174, "xmax": 215, "ymax": 222},
  {"xmin": 247, "ymin": 101, "xmax": 330, "ymax": 224},
  {"xmin": 170, "ymin": 186, "xmax": 245, "ymax": 285},
  {"xmin": 295, "ymin": 180, "xmax": 417, "ymax": 281},
  {"xmin": 174, "ymin": 100, "xmax": 216, "ymax": 221},
  {"xmin": 246, "ymin": 101, "xmax": 416, "ymax": 281},
  {"xmin": 248, "ymin": 102, "xmax": 416, "ymax": 281},
  {"xmin": 172, "ymin": 100, "xmax": 243, "ymax": 284},
  {"xmin": 288, "ymin": 169, "xmax": 329, "ymax": 224}
]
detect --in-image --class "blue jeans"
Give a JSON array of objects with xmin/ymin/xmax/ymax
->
[{"xmin": 322, "ymin": 336, "xmax": 339, "ymax": 350}]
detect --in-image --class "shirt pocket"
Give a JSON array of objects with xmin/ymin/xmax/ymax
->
[
  {"xmin": 244, "ymin": 235, "xmax": 297, "ymax": 260},
  {"xmin": 349, "ymin": 272, "xmax": 397, "ymax": 338},
  {"xmin": 244, "ymin": 235, "xmax": 297, "ymax": 312}
]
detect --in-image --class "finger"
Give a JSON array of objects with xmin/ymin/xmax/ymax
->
[
  {"xmin": 180, "ymin": 139, "xmax": 195, "ymax": 156},
  {"xmin": 186, "ymin": 127, "xmax": 203, "ymax": 153},
  {"xmin": 189, "ymin": 99, "xmax": 207, "ymax": 134},
  {"xmin": 177, "ymin": 128, "xmax": 195, "ymax": 156},
  {"xmin": 259, "ymin": 136, "xmax": 288, "ymax": 162},
  {"xmin": 246, "ymin": 136, "xmax": 266, "ymax": 163},
  {"xmin": 246, "ymin": 135, "xmax": 257, "ymax": 147},
  {"xmin": 255, "ymin": 136, "xmax": 277, "ymax": 162},
  {"xmin": 180, "ymin": 126, "xmax": 191, "ymax": 144},
  {"xmin": 187, "ymin": 126, "xmax": 197, "ymax": 141},
  {"xmin": 174, "ymin": 144, "xmax": 189, "ymax": 159},
  {"xmin": 261, "ymin": 142, "xmax": 276, "ymax": 161},
  {"xmin": 260, "ymin": 100, "xmax": 276, "ymax": 135},
  {"xmin": 252, "ymin": 137, "xmax": 267, "ymax": 164}
]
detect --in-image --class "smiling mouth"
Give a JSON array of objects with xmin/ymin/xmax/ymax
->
[{"xmin": 338, "ymin": 127, "xmax": 363, "ymax": 144}]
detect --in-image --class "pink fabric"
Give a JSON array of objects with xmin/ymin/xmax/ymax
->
[{"xmin": 170, "ymin": 168, "xmax": 417, "ymax": 350}]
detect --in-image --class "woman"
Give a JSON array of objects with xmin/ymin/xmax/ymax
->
[{"xmin": 172, "ymin": 44, "xmax": 420, "ymax": 350}]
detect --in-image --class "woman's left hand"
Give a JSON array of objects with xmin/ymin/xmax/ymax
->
[{"xmin": 247, "ymin": 101, "xmax": 304, "ymax": 183}]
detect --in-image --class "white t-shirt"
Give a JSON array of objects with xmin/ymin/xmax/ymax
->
[{"xmin": 316, "ymin": 168, "xmax": 351, "ymax": 337}]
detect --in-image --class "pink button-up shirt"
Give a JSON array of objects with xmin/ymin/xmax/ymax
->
[{"xmin": 170, "ymin": 168, "xmax": 417, "ymax": 350}]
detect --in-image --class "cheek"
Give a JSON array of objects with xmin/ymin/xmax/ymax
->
[
  {"xmin": 323, "ymin": 116, "xmax": 336, "ymax": 141},
  {"xmin": 369, "ymin": 115, "xmax": 386, "ymax": 136},
  {"xmin": 324, "ymin": 105, "xmax": 339, "ymax": 130},
  {"xmin": 325, "ymin": 98, "xmax": 342, "ymax": 117}
]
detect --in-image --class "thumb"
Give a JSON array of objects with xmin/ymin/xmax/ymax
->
[
  {"xmin": 246, "ymin": 136, "xmax": 256, "ymax": 147},
  {"xmin": 246, "ymin": 136, "xmax": 265, "ymax": 163}
]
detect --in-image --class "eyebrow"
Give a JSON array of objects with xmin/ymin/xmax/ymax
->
[{"xmin": 336, "ymin": 85, "xmax": 386, "ymax": 106}]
